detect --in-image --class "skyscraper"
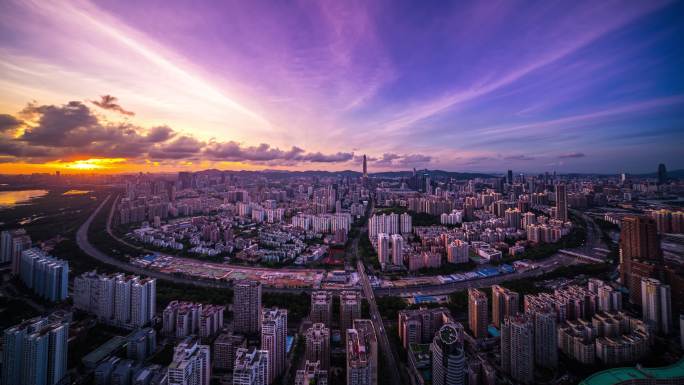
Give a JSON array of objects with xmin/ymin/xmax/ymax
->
[
  {"xmin": 168, "ymin": 337, "xmax": 211, "ymax": 385},
  {"xmin": 234, "ymin": 280, "xmax": 262, "ymax": 334},
  {"xmin": 310, "ymin": 291, "xmax": 333, "ymax": 327},
  {"xmin": 506, "ymin": 169, "xmax": 513, "ymax": 185},
  {"xmin": 619, "ymin": 216, "xmax": 662, "ymax": 304},
  {"xmin": 19, "ymin": 248, "xmax": 69, "ymax": 302},
  {"xmin": 1, "ymin": 228, "xmax": 30, "ymax": 266},
  {"xmin": 501, "ymin": 315, "xmax": 534, "ymax": 384},
  {"xmin": 261, "ymin": 308, "xmax": 287, "ymax": 384},
  {"xmin": 555, "ymin": 183, "xmax": 567, "ymax": 222},
  {"xmin": 492, "ymin": 285, "xmax": 519, "ymax": 328},
  {"xmin": 641, "ymin": 278, "xmax": 672, "ymax": 335},
  {"xmin": 346, "ymin": 320, "xmax": 377, "ymax": 385},
  {"xmin": 213, "ymin": 332, "xmax": 245, "ymax": 371},
  {"xmin": 657, "ymin": 163, "xmax": 667, "ymax": 185},
  {"xmin": 233, "ymin": 348, "xmax": 268, "ymax": 385},
  {"xmin": 362, "ymin": 155, "xmax": 368, "ymax": 178},
  {"xmin": 390, "ymin": 234, "xmax": 403, "ymax": 266},
  {"xmin": 430, "ymin": 324, "xmax": 466, "ymax": 385},
  {"xmin": 340, "ymin": 291, "xmax": 361, "ymax": 341},
  {"xmin": 73, "ymin": 271, "xmax": 155, "ymax": 329},
  {"xmin": 304, "ymin": 323, "xmax": 330, "ymax": 370},
  {"xmin": 2, "ymin": 316, "xmax": 68, "ymax": 385},
  {"xmin": 377, "ymin": 233, "xmax": 389, "ymax": 265},
  {"xmin": 531, "ymin": 309, "xmax": 557, "ymax": 369},
  {"xmin": 468, "ymin": 288, "xmax": 488, "ymax": 338}
]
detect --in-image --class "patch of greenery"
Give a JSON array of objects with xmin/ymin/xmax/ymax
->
[
  {"xmin": 375, "ymin": 296, "xmax": 408, "ymax": 320},
  {"xmin": 262, "ymin": 291, "xmax": 310, "ymax": 324}
]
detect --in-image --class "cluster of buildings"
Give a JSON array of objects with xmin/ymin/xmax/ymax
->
[
  {"xmin": 73, "ymin": 271, "xmax": 157, "ymax": 329},
  {"xmin": 18, "ymin": 248, "xmax": 69, "ymax": 302},
  {"xmin": 162, "ymin": 301, "xmax": 225, "ymax": 339}
]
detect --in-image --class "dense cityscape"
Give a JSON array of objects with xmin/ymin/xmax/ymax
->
[
  {"xmin": 1, "ymin": 162, "xmax": 683, "ymax": 385},
  {"xmin": 1, "ymin": 1, "xmax": 684, "ymax": 385}
]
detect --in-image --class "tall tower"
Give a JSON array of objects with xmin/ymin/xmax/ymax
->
[
  {"xmin": 362, "ymin": 155, "xmax": 368, "ymax": 178},
  {"xmin": 468, "ymin": 288, "xmax": 488, "ymax": 338},
  {"xmin": 261, "ymin": 308, "xmax": 287, "ymax": 384},
  {"xmin": 430, "ymin": 324, "xmax": 466, "ymax": 385},
  {"xmin": 234, "ymin": 280, "xmax": 262, "ymax": 334},
  {"xmin": 304, "ymin": 323, "xmax": 330, "ymax": 370},
  {"xmin": 619, "ymin": 216, "xmax": 662, "ymax": 304},
  {"xmin": 657, "ymin": 163, "xmax": 667, "ymax": 185},
  {"xmin": 310, "ymin": 291, "xmax": 333, "ymax": 327},
  {"xmin": 555, "ymin": 183, "xmax": 568, "ymax": 222},
  {"xmin": 340, "ymin": 291, "xmax": 361, "ymax": 341},
  {"xmin": 492, "ymin": 285, "xmax": 519, "ymax": 328},
  {"xmin": 501, "ymin": 315, "xmax": 534, "ymax": 384}
]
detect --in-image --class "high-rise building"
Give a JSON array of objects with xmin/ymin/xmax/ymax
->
[
  {"xmin": 1, "ymin": 229, "xmax": 31, "ymax": 268},
  {"xmin": 213, "ymin": 332, "xmax": 245, "ymax": 371},
  {"xmin": 398, "ymin": 307, "xmax": 456, "ymax": 349},
  {"xmin": 233, "ymin": 280, "xmax": 262, "ymax": 334},
  {"xmin": 346, "ymin": 320, "xmax": 377, "ymax": 385},
  {"xmin": 501, "ymin": 315, "xmax": 534, "ymax": 384},
  {"xmin": 506, "ymin": 170, "xmax": 513, "ymax": 185},
  {"xmin": 430, "ymin": 323, "xmax": 466, "ymax": 385},
  {"xmin": 492, "ymin": 285, "xmax": 519, "ymax": 328},
  {"xmin": 362, "ymin": 155, "xmax": 368, "ymax": 179},
  {"xmin": 468, "ymin": 289, "xmax": 488, "ymax": 338},
  {"xmin": 295, "ymin": 361, "xmax": 328, "ymax": 385},
  {"xmin": 657, "ymin": 163, "xmax": 667, "ymax": 185},
  {"xmin": 310, "ymin": 291, "xmax": 333, "ymax": 327},
  {"xmin": 261, "ymin": 308, "xmax": 287, "ymax": 384},
  {"xmin": 73, "ymin": 271, "xmax": 155, "ymax": 329},
  {"xmin": 400, "ymin": 213, "xmax": 412, "ymax": 234},
  {"xmin": 233, "ymin": 348, "xmax": 268, "ymax": 385},
  {"xmin": 167, "ymin": 337, "xmax": 211, "ymax": 385},
  {"xmin": 619, "ymin": 216, "xmax": 662, "ymax": 304},
  {"xmin": 340, "ymin": 291, "xmax": 361, "ymax": 341},
  {"xmin": 304, "ymin": 323, "xmax": 330, "ymax": 370},
  {"xmin": 555, "ymin": 184, "xmax": 567, "ymax": 222},
  {"xmin": 163, "ymin": 301, "xmax": 224, "ymax": 338},
  {"xmin": 377, "ymin": 233, "xmax": 390, "ymax": 265},
  {"xmin": 1, "ymin": 316, "xmax": 68, "ymax": 385},
  {"xmin": 126, "ymin": 327, "xmax": 157, "ymax": 361},
  {"xmin": 531, "ymin": 309, "xmax": 557, "ymax": 369},
  {"xmin": 390, "ymin": 234, "xmax": 403, "ymax": 266},
  {"xmin": 641, "ymin": 278, "xmax": 672, "ymax": 335},
  {"xmin": 19, "ymin": 248, "xmax": 69, "ymax": 302}
]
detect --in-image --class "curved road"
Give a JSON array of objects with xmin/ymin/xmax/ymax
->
[{"xmin": 77, "ymin": 195, "xmax": 237, "ymax": 289}]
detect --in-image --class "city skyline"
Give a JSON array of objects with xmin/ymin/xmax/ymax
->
[{"xmin": 1, "ymin": 1, "xmax": 683, "ymax": 174}]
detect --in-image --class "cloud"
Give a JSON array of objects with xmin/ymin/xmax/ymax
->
[
  {"xmin": 558, "ymin": 152, "xmax": 586, "ymax": 158},
  {"xmin": 1, "ymin": 99, "xmax": 356, "ymax": 166},
  {"xmin": 91, "ymin": 95, "xmax": 135, "ymax": 116},
  {"xmin": 0, "ymin": 114, "xmax": 23, "ymax": 132},
  {"xmin": 504, "ymin": 154, "xmax": 536, "ymax": 161},
  {"xmin": 364, "ymin": 152, "xmax": 431, "ymax": 167}
]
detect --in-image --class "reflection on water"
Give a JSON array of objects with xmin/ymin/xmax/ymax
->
[
  {"xmin": 63, "ymin": 190, "xmax": 92, "ymax": 195},
  {"xmin": 0, "ymin": 190, "xmax": 48, "ymax": 208}
]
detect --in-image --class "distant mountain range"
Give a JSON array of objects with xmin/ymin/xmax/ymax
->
[
  {"xmin": 192, "ymin": 168, "xmax": 683, "ymax": 180},
  {"xmin": 193, "ymin": 168, "xmax": 495, "ymax": 180}
]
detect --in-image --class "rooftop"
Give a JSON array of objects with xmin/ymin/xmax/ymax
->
[{"xmin": 579, "ymin": 358, "xmax": 684, "ymax": 385}]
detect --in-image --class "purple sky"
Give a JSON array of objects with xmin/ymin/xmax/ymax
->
[{"xmin": 0, "ymin": 0, "xmax": 683, "ymax": 173}]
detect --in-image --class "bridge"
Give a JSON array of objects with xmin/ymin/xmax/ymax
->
[{"xmin": 558, "ymin": 249, "xmax": 605, "ymax": 264}]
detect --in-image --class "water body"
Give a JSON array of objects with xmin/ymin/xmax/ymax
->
[
  {"xmin": 0, "ymin": 189, "xmax": 48, "ymax": 208},
  {"xmin": 62, "ymin": 190, "xmax": 92, "ymax": 195}
]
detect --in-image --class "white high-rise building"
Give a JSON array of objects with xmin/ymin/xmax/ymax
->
[
  {"xmin": 400, "ymin": 213, "xmax": 412, "ymax": 234},
  {"xmin": 233, "ymin": 348, "xmax": 268, "ymax": 385},
  {"xmin": 340, "ymin": 291, "xmax": 361, "ymax": 341},
  {"xmin": 1, "ymin": 316, "xmax": 68, "ymax": 385},
  {"xmin": 377, "ymin": 233, "xmax": 390, "ymax": 265},
  {"xmin": 501, "ymin": 315, "xmax": 534, "ymax": 384},
  {"xmin": 310, "ymin": 291, "xmax": 333, "ymax": 327},
  {"xmin": 641, "ymin": 278, "xmax": 672, "ymax": 335},
  {"xmin": 168, "ymin": 337, "xmax": 211, "ymax": 385},
  {"xmin": 19, "ymin": 248, "xmax": 69, "ymax": 302},
  {"xmin": 390, "ymin": 234, "xmax": 403, "ymax": 266},
  {"xmin": 73, "ymin": 272, "xmax": 155, "ymax": 329},
  {"xmin": 261, "ymin": 308, "xmax": 287, "ymax": 384}
]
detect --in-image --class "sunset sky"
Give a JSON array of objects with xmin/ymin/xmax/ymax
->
[{"xmin": 1, "ymin": 0, "xmax": 683, "ymax": 174}]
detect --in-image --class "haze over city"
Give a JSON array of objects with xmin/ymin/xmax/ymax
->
[{"xmin": 1, "ymin": 0, "xmax": 683, "ymax": 174}]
